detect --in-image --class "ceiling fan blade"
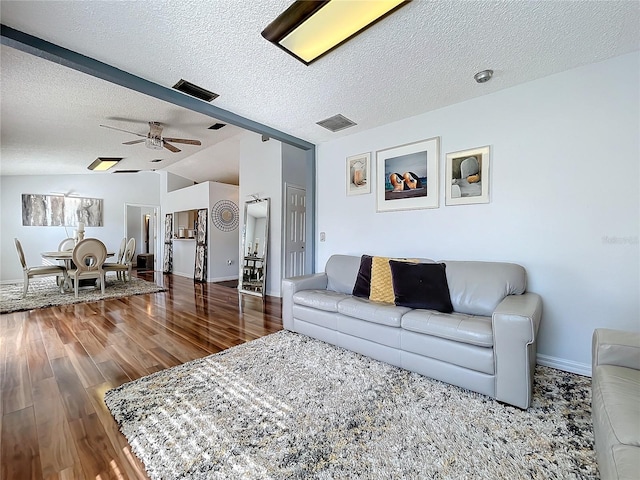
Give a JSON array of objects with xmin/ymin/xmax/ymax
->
[
  {"xmin": 162, "ymin": 137, "xmax": 202, "ymax": 146},
  {"xmin": 123, "ymin": 139, "xmax": 145, "ymax": 145},
  {"xmin": 163, "ymin": 141, "xmax": 181, "ymax": 153},
  {"xmin": 99, "ymin": 124, "xmax": 146, "ymax": 138}
]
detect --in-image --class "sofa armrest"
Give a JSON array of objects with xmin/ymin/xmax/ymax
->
[
  {"xmin": 592, "ymin": 328, "xmax": 640, "ymax": 371},
  {"xmin": 281, "ymin": 273, "xmax": 329, "ymax": 331},
  {"xmin": 492, "ymin": 292, "xmax": 543, "ymax": 409}
]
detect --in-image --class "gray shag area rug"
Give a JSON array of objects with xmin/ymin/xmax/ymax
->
[
  {"xmin": 0, "ymin": 277, "xmax": 166, "ymax": 314},
  {"xmin": 105, "ymin": 331, "xmax": 597, "ymax": 480}
]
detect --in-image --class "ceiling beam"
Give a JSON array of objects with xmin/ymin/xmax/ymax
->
[{"xmin": 0, "ymin": 24, "xmax": 315, "ymax": 151}]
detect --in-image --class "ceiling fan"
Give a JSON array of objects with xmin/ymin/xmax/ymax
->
[{"xmin": 100, "ymin": 121, "xmax": 201, "ymax": 153}]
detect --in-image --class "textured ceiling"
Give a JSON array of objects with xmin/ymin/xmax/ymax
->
[
  {"xmin": 0, "ymin": 45, "xmax": 247, "ymax": 182},
  {"xmin": 1, "ymin": 0, "xmax": 639, "ymax": 181}
]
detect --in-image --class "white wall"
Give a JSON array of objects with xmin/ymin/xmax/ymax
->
[
  {"xmin": 239, "ymin": 132, "xmax": 283, "ymax": 296},
  {"xmin": 208, "ymin": 181, "xmax": 239, "ymax": 281},
  {"xmin": 166, "ymin": 172, "xmax": 194, "ymax": 192},
  {"xmin": 1, "ymin": 173, "xmax": 161, "ymax": 282},
  {"xmin": 315, "ymin": 52, "xmax": 640, "ymax": 374},
  {"xmin": 163, "ymin": 181, "xmax": 239, "ymax": 282}
]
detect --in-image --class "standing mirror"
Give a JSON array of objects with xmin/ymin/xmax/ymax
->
[{"xmin": 240, "ymin": 198, "xmax": 269, "ymax": 297}]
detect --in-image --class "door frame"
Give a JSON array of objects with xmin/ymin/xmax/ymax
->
[{"xmin": 124, "ymin": 203, "xmax": 161, "ymax": 270}]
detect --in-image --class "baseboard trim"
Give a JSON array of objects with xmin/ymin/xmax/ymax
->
[
  {"xmin": 537, "ymin": 353, "xmax": 591, "ymax": 377},
  {"xmin": 208, "ymin": 276, "xmax": 238, "ymax": 283}
]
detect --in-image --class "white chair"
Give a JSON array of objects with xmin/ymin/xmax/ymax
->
[
  {"xmin": 67, "ymin": 238, "xmax": 107, "ymax": 298},
  {"xmin": 103, "ymin": 237, "xmax": 136, "ymax": 282},
  {"xmin": 14, "ymin": 238, "xmax": 67, "ymax": 298},
  {"xmin": 56, "ymin": 237, "xmax": 77, "ymax": 284},
  {"xmin": 58, "ymin": 237, "xmax": 76, "ymax": 251},
  {"xmin": 115, "ymin": 237, "xmax": 127, "ymax": 263},
  {"xmin": 103, "ymin": 237, "xmax": 127, "ymax": 279}
]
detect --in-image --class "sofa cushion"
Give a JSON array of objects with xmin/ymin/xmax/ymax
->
[
  {"xmin": 593, "ymin": 365, "xmax": 640, "ymax": 447},
  {"xmin": 338, "ymin": 317, "xmax": 402, "ymax": 348},
  {"xmin": 442, "ymin": 261, "xmax": 526, "ymax": 316},
  {"xmin": 389, "ymin": 261, "xmax": 453, "ymax": 313},
  {"xmin": 337, "ymin": 296, "xmax": 410, "ymax": 327},
  {"xmin": 612, "ymin": 445, "xmax": 640, "ymax": 480},
  {"xmin": 292, "ymin": 289, "xmax": 349, "ymax": 312},
  {"xmin": 401, "ymin": 309, "xmax": 493, "ymax": 347},
  {"xmin": 352, "ymin": 254, "xmax": 373, "ymax": 299},
  {"xmin": 325, "ymin": 254, "xmax": 362, "ymax": 294}
]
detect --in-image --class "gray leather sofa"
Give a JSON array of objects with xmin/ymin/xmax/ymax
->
[
  {"xmin": 282, "ymin": 254, "xmax": 542, "ymax": 409},
  {"xmin": 591, "ymin": 328, "xmax": 640, "ymax": 480}
]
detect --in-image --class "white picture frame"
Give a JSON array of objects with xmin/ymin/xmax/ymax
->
[
  {"xmin": 346, "ymin": 152, "xmax": 371, "ymax": 196},
  {"xmin": 445, "ymin": 145, "xmax": 490, "ymax": 206},
  {"xmin": 376, "ymin": 137, "xmax": 439, "ymax": 212}
]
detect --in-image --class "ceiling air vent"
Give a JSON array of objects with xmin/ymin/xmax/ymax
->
[
  {"xmin": 316, "ymin": 114, "xmax": 357, "ymax": 132},
  {"xmin": 208, "ymin": 123, "xmax": 226, "ymax": 130},
  {"xmin": 173, "ymin": 79, "xmax": 219, "ymax": 102},
  {"xmin": 113, "ymin": 170, "xmax": 141, "ymax": 174}
]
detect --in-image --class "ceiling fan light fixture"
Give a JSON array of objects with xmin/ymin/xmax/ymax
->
[
  {"xmin": 87, "ymin": 157, "xmax": 122, "ymax": 171},
  {"xmin": 145, "ymin": 136, "xmax": 164, "ymax": 150},
  {"xmin": 262, "ymin": 0, "xmax": 410, "ymax": 65}
]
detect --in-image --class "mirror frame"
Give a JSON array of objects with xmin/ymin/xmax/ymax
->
[{"xmin": 239, "ymin": 198, "xmax": 269, "ymax": 297}]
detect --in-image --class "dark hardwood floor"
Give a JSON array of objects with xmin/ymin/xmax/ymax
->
[{"xmin": 0, "ymin": 271, "xmax": 282, "ymax": 479}]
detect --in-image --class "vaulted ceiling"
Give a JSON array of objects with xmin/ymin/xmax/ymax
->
[{"xmin": 1, "ymin": 1, "xmax": 638, "ymax": 181}]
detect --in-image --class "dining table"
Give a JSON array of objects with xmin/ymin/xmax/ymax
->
[{"xmin": 41, "ymin": 250, "xmax": 115, "ymax": 291}]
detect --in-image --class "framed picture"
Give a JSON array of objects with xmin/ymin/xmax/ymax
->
[
  {"xmin": 376, "ymin": 137, "xmax": 439, "ymax": 212},
  {"xmin": 445, "ymin": 145, "xmax": 490, "ymax": 205},
  {"xmin": 346, "ymin": 152, "xmax": 371, "ymax": 195}
]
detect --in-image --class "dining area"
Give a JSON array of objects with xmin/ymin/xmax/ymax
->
[{"xmin": 15, "ymin": 231, "xmax": 136, "ymax": 299}]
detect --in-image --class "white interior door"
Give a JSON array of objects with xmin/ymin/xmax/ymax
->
[{"xmin": 284, "ymin": 185, "xmax": 306, "ymax": 278}]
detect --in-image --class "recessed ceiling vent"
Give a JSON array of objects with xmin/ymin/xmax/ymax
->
[
  {"xmin": 150, "ymin": 159, "xmax": 163, "ymax": 163},
  {"xmin": 316, "ymin": 114, "xmax": 357, "ymax": 132},
  {"xmin": 208, "ymin": 123, "xmax": 226, "ymax": 130},
  {"xmin": 112, "ymin": 170, "xmax": 141, "ymax": 173},
  {"xmin": 173, "ymin": 79, "xmax": 219, "ymax": 102}
]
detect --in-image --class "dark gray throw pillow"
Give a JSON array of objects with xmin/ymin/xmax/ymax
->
[
  {"xmin": 352, "ymin": 254, "xmax": 373, "ymax": 298},
  {"xmin": 389, "ymin": 260, "xmax": 454, "ymax": 313}
]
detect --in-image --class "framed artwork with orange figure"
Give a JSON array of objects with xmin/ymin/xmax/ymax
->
[
  {"xmin": 376, "ymin": 137, "xmax": 439, "ymax": 212},
  {"xmin": 346, "ymin": 152, "xmax": 371, "ymax": 196},
  {"xmin": 445, "ymin": 145, "xmax": 490, "ymax": 206}
]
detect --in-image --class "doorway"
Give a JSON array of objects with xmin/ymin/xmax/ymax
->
[
  {"xmin": 283, "ymin": 184, "xmax": 307, "ymax": 278},
  {"xmin": 125, "ymin": 204, "xmax": 160, "ymax": 271}
]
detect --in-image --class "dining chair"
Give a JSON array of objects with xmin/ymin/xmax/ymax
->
[
  {"xmin": 67, "ymin": 238, "xmax": 107, "ymax": 298},
  {"xmin": 56, "ymin": 237, "xmax": 77, "ymax": 283},
  {"xmin": 103, "ymin": 237, "xmax": 136, "ymax": 282},
  {"xmin": 58, "ymin": 237, "xmax": 76, "ymax": 251},
  {"xmin": 115, "ymin": 237, "xmax": 127, "ymax": 263},
  {"xmin": 14, "ymin": 238, "xmax": 67, "ymax": 298}
]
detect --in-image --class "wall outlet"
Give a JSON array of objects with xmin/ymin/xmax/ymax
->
[
  {"xmin": 227, "ymin": 259, "xmax": 233, "ymax": 265},
  {"xmin": 320, "ymin": 232, "xmax": 326, "ymax": 242}
]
